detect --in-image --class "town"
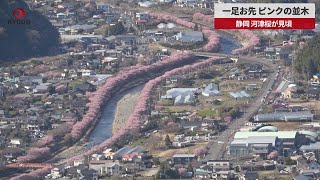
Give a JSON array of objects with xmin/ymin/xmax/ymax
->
[{"xmin": 1, "ymin": 0, "xmax": 320, "ymax": 180}]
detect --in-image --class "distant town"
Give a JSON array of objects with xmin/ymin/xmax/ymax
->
[{"xmin": 1, "ymin": 0, "xmax": 320, "ymax": 180}]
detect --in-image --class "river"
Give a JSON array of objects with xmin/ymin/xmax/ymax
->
[
  {"xmin": 216, "ymin": 30, "xmax": 242, "ymax": 54},
  {"xmin": 86, "ymin": 85, "xmax": 144, "ymax": 149},
  {"xmin": 86, "ymin": 31, "xmax": 241, "ymax": 149}
]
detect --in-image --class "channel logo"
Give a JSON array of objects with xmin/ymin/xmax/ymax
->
[
  {"xmin": 8, "ymin": 8, "xmax": 31, "ymax": 24},
  {"xmin": 12, "ymin": 8, "xmax": 26, "ymax": 18}
]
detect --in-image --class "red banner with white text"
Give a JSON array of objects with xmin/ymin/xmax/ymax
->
[
  {"xmin": 214, "ymin": 3, "xmax": 315, "ymax": 30},
  {"xmin": 214, "ymin": 18, "xmax": 315, "ymax": 29}
]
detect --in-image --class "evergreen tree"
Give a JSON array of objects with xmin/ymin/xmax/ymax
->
[
  {"xmin": 194, "ymin": 24, "xmax": 199, "ymax": 31},
  {"xmin": 108, "ymin": 22, "xmax": 126, "ymax": 36},
  {"xmin": 164, "ymin": 134, "xmax": 172, "ymax": 147},
  {"xmin": 48, "ymin": 85, "xmax": 56, "ymax": 95},
  {"xmin": 294, "ymin": 35, "xmax": 320, "ymax": 79},
  {"xmin": 128, "ymin": 26, "xmax": 135, "ymax": 33},
  {"xmin": 315, "ymin": 150, "xmax": 320, "ymax": 162},
  {"xmin": 187, "ymin": 163, "xmax": 193, "ymax": 174}
]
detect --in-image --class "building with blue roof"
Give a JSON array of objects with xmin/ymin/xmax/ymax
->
[
  {"xmin": 240, "ymin": 91, "xmax": 251, "ymax": 98},
  {"xmin": 174, "ymin": 91, "xmax": 195, "ymax": 105},
  {"xmin": 229, "ymin": 91, "xmax": 252, "ymax": 99}
]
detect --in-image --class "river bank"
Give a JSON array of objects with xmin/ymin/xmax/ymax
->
[{"xmin": 112, "ymin": 88, "xmax": 142, "ymax": 133}]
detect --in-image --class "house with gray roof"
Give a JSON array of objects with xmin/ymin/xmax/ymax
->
[
  {"xmin": 65, "ymin": 24, "xmax": 97, "ymax": 34},
  {"xmin": 89, "ymin": 160, "xmax": 121, "ymax": 176},
  {"xmin": 96, "ymin": 3, "xmax": 112, "ymax": 12},
  {"xmin": 61, "ymin": 35, "xmax": 103, "ymax": 42},
  {"xmin": 300, "ymin": 142, "xmax": 320, "ymax": 152},
  {"xmin": 172, "ymin": 154, "xmax": 197, "ymax": 164},
  {"xmin": 113, "ymin": 146, "xmax": 145, "ymax": 160},
  {"xmin": 229, "ymin": 136, "xmax": 281, "ymax": 157},
  {"xmin": 253, "ymin": 111, "xmax": 314, "ymax": 122},
  {"xmin": 33, "ymin": 84, "xmax": 50, "ymax": 94},
  {"xmin": 176, "ymin": 31, "xmax": 204, "ymax": 42},
  {"xmin": 117, "ymin": 35, "xmax": 137, "ymax": 46},
  {"xmin": 19, "ymin": 76, "xmax": 43, "ymax": 85},
  {"xmin": 114, "ymin": 146, "xmax": 131, "ymax": 159}
]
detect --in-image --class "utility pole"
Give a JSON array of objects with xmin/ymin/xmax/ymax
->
[{"xmin": 269, "ymin": 39, "xmax": 271, "ymax": 47}]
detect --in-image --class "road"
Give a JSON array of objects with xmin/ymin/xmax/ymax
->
[{"xmin": 194, "ymin": 53, "xmax": 279, "ymax": 161}]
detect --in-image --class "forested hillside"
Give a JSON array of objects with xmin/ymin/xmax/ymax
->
[
  {"xmin": 294, "ymin": 35, "xmax": 320, "ymax": 79},
  {"xmin": 0, "ymin": 0, "xmax": 59, "ymax": 60}
]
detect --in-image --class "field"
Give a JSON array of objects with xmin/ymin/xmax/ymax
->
[
  {"xmin": 131, "ymin": 132, "xmax": 207, "ymax": 159},
  {"xmin": 269, "ymin": 122, "xmax": 302, "ymax": 131},
  {"xmin": 197, "ymin": 108, "xmax": 218, "ymax": 118},
  {"xmin": 258, "ymin": 170, "xmax": 292, "ymax": 180}
]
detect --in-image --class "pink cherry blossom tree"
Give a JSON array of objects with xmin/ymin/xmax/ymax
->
[
  {"xmin": 267, "ymin": 150, "xmax": 279, "ymax": 160},
  {"xmin": 200, "ymin": 27, "xmax": 220, "ymax": 52},
  {"xmin": 43, "ymin": 70, "xmax": 61, "ymax": 79},
  {"xmin": 55, "ymin": 84, "xmax": 67, "ymax": 94},
  {"xmin": 24, "ymin": 64, "xmax": 51, "ymax": 75},
  {"xmin": 232, "ymin": 30, "xmax": 260, "ymax": 55},
  {"xmin": 10, "ymin": 167, "xmax": 51, "ymax": 180},
  {"xmin": 192, "ymin": 12, "xmax": 214, "ymax": 24},
  {"xmin": 17, "ymin": 147, "xmax": 50, "ymax": 163},
  {"xmin": 194, "ymin": 147, "xmax": 207, "ymax": 156},
  {"xmin": 178, "ymin": 167, "xmax": 187, "ymax": 177},
  {"xmin": 36, "ymin": 135, "xmax": 54, "ymax": 147}
]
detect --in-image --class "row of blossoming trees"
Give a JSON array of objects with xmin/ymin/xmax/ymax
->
[
  {"xmin": 231, "ymin": 30, "xmax": 260, "ymax": 55},
  {"xmin": 192, "ymin": 12, "xmax": 260, "ymax": 55},
  {"xmin": 10, "ymin": 52, "xmax": 198, "ymax": 179},
  {"xmin": 149, "ymin": 11, "xmax": 220, "ymax": 52},
  {"xmin": 70, "ymin": 51, "xmax": 195, "ymax": 141},
  {"xmin": 192, "ymin": 12, "xmax": 214, "ymax": 24},
  {"xmin": 65, "ymin": 56, "xmax": 222, "ymax": 163},
  {"xmin": 11, "ymin": 167, "xmax": 52, "ymax": 180}
]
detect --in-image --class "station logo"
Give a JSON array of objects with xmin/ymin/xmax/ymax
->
[
  {"xmin": 13, "ymin": 8, "xmax": 26, "ymax": 18},
  {"xmin": 8, "ymin": 8, "xmax": 31, "ymax": 24}
]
